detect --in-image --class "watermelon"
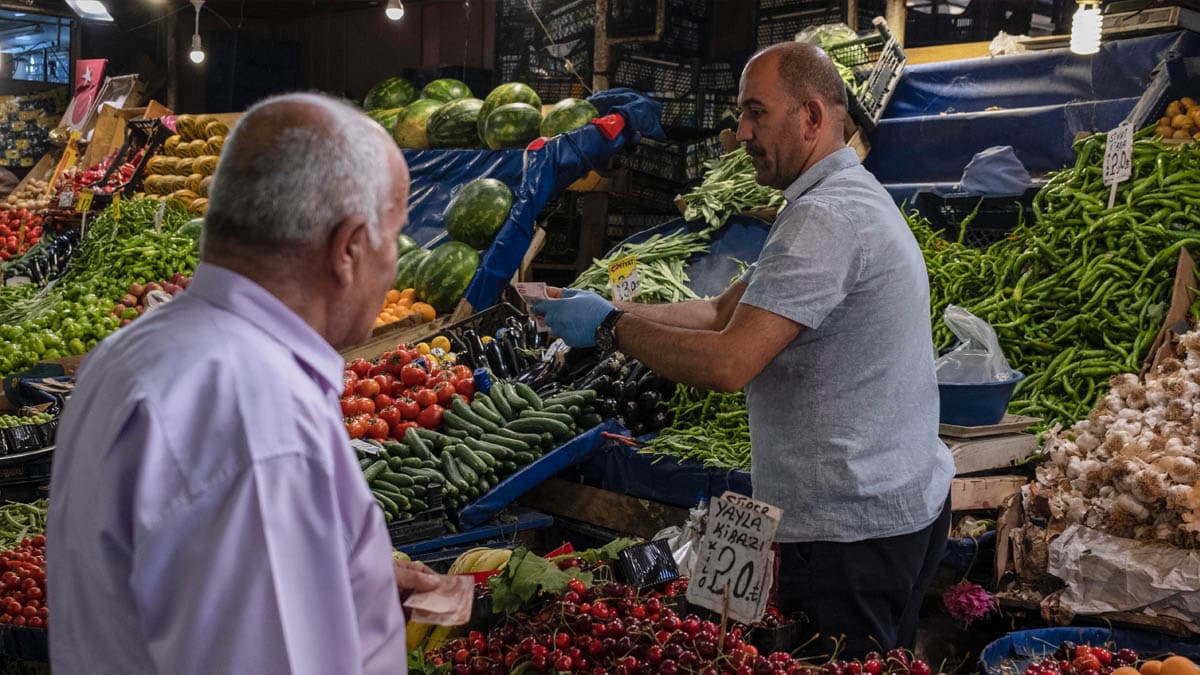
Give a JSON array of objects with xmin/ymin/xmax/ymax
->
[
  {"xmin": 415, "ymin": 241, "xmax": 480, "ymax": 312},
  {"xmin": 394, "ymin": 248, "xmax": 429, "ymax": 290},
  {"xmin": 396, "ymin": 233, "xmax": 418, "ymax": 258},
  {"xmin": 541, "ymin": 98, "xmax": 600, "ymax": 137},
  {"xmin": 426, "ymin": 98, "xmax": 484, "ymax": 149},
  {"xmin": 482, "ymin": 103, "xmax": 543, "ymax": 150},
  {"xmin": 369, "ymin": 107, "xmax": 405, "ymax": 136},
  {"xmin": 364, "ymin": 77, "xmax": 417, "ymax": 112},
  {"xmin": 478, "ymin": 82, "xmax": 542, "ymax": 138},
  {"xmin": 393, "ymin": 99, "xmax": 444, "ymax": 149},
  {"xmin": 444, "ymin": 178, "xmax": 513, "ymax": 249},
  {"xmin": 421, "ymin": 78, "xmax": 473, "ymax": 103}
]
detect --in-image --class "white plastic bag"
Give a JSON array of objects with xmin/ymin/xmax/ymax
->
[
  {"xmin": 142, "ymin": 289, "xmax": 174, "ymax": 313},
  {"xmin": 934, "ymin": 305, "xmax": 1014, "ymax": 384},
  {"xmin": 651, "ymin": 500, "xmax": 708, "ymax": 577}
]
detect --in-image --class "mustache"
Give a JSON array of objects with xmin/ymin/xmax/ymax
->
[{"xmin": 746, "ymin": 145, "xmax": 766, "ymax": 157}]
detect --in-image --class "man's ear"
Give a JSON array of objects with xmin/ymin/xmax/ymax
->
[
  {"xmin": 328, "ymin": 215, "xmax": 371, "ymax": 287},
  {"xmin": 804, "ymin": 98, "xmax": 826, "ymax": 139}
]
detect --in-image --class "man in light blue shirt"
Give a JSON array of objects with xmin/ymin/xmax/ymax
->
[
  {"xmin": 535, "ymin": 43, "xmax": 954, "ymax": 655},
  {"xmin": 48, "ymin": 94, "xmax": 441, "ymax": 673}
]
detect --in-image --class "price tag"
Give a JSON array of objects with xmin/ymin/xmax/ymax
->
[
  {"xmin": 57, "ymin": 190, "xmax": 75, "ymax": 209},
  {"xmin": 1103, "ymin": 121, "xmax": 1134, "ymax": 208},
  {"xmin": 153, "ymin": 199, "xmax": 166, "ymax": 232},
  {"xmin": 607, "ymin": 255, "xmax": 640, "ymax": 302},
  {"xmin": 350, "ymin": 439, "xmax": 381, "ymax": 456},
  {"xmin": 75, "ymin": 191, "xmax": 93, "ymax": 213},
  {"xmin": 112, "ymin": 193, "xmax": 121, "ymax": 222},
  {"xmin": 686, "ymin": 491, "xmax": 782, "ymax": 625}
]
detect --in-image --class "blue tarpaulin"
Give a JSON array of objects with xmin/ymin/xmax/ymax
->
[
  {"xmin": 870, "ymin": 31, "xmax": 1200, "ymax": 197},
  {"xmin": 561, "ymin": 440, "xmax": 752, "ymax": 508},
  {"xmin": 979, "ymin": 628, "xmax": 1200, "ymax": 675},
  {"xmin": 401, "ymin": 89, "xmax": 665, "ymax": 312}
]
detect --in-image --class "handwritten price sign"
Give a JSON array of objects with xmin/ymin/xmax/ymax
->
[
  {"xmin": 1103, "ymin": 121, "xmax": 1134, "ymax": 208},
  {"xmin": 607, "ymin": 255, "xmax": 640, "ymax": 302},
  {"xmin": 686, "ymin": 492, "xmax": 782, "ymax": 625}
]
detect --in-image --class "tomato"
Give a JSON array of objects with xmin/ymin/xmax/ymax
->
[
  {"xmin": 20, "ymin": 606, "xmax": 34, "ymax": 619},
  {"xmin": 367, "ymin": 364, "xmax": 388, "ymax": 378},
  {"xmin": 11, "ymin": 616, "xmax": 24, "ymax": 626},
  {"xmin": 392, "ymin": 421, "xmax": 420, "ymax": 438},
  {"xmin": 346, "ymin": 416, "xmax": 368, "ymax": 439},
  {"xmin": 416, "ymin": 404, "xmax": 444, "ymax": 429},
  {"xmin": 434, "ymin": 381, "xmax": 457, "ymax": 406},
  {"xmin": 350, "ymin": 359, "xmax": 371, "ymax": 377},
  {"xmin": 341, "ymin": 381, "xmax": 356, "ymax": 399},
  {"xmin": 344, "ymin": 369, "xmax": 359, "ymax": 384},
  {"xmin": 355, "ymin": 379, "xmax": 381, "ymax": 397},
  {"xmin": 386, "ymin": 350, "xmax": 413, "ymax": 372},
  {"xmin": 400, "ymin": 364, "xmax": 427, "ymax": 387},
  {"xmin": 366, "ymin": 417, "xmax": 389, "ymax": 440},
  {"xmin": 378, "ymin": 406, "xmax": 403, "ymax": 429},
  {"xmin": 339, "ymin": 398, "xmax": 357, "ymax": 417},
  {"xmin": 373, "ymin": 374, "xmax": 393, "ymax": 392},
  {"xmin": 414, "ymin": 388, "xmax": 438, "ymax": 409},
  {"xmin": 451, "ymin": 376, "xmax": 475, "ymax": 399},
  {"xmin": 5, "ymin": 601, "xmax": 19, "ymax": 616},
  {"xmin": 357, "ymin": 398, "xmax": 375, "ymax": 416},
  {"xmin": 394, "ymin": 396, "xmax": 420, "ymax": 420},
  {"xmin": 27, "ymin": 616, "xmax": 42, "ymax": 628},
  {"xmin": 374, "ymin": 394, "xmax": 394, "ymax": 409},
  {"xmin": 452, "ymin": 365, "xmax": 473, "ymax": 380}
]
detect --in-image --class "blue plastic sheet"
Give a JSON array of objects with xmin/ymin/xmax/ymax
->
[
  {"xmin": 400, "ymin": 89, "xmax": 665, "ymax": 312},
  {"xmin": 979, "ymin": 628, "xmax": 1200, "ymax": 675},
  {"xmin": 457, "ymin": 419, "xmax": 620, "ymax": 527},
  {"xmin": 562, "ymin": 440, "xmax": 751, "ymax": 508},
  {"xmin": 606, "ymin": 215, "xmax": 773, "ymax": 297}
]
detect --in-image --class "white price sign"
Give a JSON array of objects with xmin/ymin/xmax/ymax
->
[
  {"xmin": 350, "ymin": 439, "xmax": 382, "ymax": 456},
  {"xmin": 1103, "ymin": 121, "xmax": 1134, "ymax": 208},
  {"xmin": 607, "ymin": 255, "xmax": 640, "ymax": 302},
  {"xmin": 686, "ymin": 491, "xmax": 782, "ymax": 625}
]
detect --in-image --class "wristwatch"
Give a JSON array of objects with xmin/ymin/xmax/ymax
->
[{"xmin": 594, "ymin": 308, "xmax": 625, "ymax": 352}]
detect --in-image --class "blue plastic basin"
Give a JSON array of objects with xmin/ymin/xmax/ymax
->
[{"xmin": 937, "ymin": 371, "xmax": 1025, "ymax": 427}]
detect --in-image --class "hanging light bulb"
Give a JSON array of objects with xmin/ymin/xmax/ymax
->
[
  {"xmin": 1070, "ymin": 0, "xmax": 1102, "ymax": 56},
  {"xmin": 385, "ymin": 0, "xmax": 406, "ymax": 21},
  {"xmin": 189, "ymin": 0, "xmax": 206, "ymax": 64}
]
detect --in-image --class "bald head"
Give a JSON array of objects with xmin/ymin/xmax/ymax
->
[
  {"xmin": 744, "ymin": 42, "xmax": 848, "ymax": 112},
  {"xmin": 205, "ymin": 92, "xmax": 404, "ymax": 253}
]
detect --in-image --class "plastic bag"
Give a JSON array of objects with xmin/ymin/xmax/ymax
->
[
  {"xmin": 142, "ymin": 289, "xmax": 174, "ymax": 313},
  {"xmin": 651, "ymin": 499, "xmax": 708, "ymax": 577},
  {"xmin": 989, "ymin": 31, "xmax": 1029, "ymax": 57},
  {"xmin": 934, "ymin": 305, "xmax": 1015, "ymax": 384},
  {"xmin": 960, "ymin": 146, "xmax": 1032, "ymax": 196},
  {"xmin": 794, "ymin": 22, "xmax": 863, "ymax": 83}
]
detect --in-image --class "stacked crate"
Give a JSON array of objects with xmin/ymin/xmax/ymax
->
[{"xmin": 495, "ymin": 0, "xmax": 595, "ymax": 104}]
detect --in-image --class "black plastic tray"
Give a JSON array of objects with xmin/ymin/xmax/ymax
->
[
  {"xmin": 388, "ymin": 508, "xmax": 447, "ymax": 547},
  {"xmin": 0, "ymin": 623, "xmax": 47, "ymax": 662}
]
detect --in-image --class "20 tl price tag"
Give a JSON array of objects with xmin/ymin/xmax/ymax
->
[
  {"xmin": 607, "ymin": 255, "xmax": 640, "ymax": 302},
  {"xmin": 1103, "ymin": 121, "xmax": 1134, "ymax": 209},
  {"xmin": 686, "ymin": 491, "xmax": 782, "ymax": 625}
]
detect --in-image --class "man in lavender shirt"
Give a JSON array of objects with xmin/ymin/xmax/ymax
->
[{"xmin": 47, "ymin": 93, "xmax": 440, "ymax": 673}]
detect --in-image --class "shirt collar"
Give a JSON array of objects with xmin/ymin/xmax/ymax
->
[
  {"xmin": 185, "ymin": 262, "xmax": 344, "ymax": 394},
  {"xmin": 782, "ymin": 147, "xmax": 860, "ymax": 203}
]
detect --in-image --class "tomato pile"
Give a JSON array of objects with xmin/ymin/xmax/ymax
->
[
  {"xmin": 0, "ymin": 209, "xmax": 44, "ymax": 260},
  {"xmin": 0, "ymin": 535, "xmax": 47, "ymax": 629},
  {"xmin": 425, "ymin": 581, "xmax": 939, "ymax": 675},
  {"xmin": 1023, "ymin": 645, "xmax": 1140, "ymax": 675},
  {"xmin": 342, "ymin": 342, "xmax": 476, "ymax": 441}
]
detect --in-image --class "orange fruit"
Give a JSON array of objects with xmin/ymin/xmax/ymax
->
[
  {"xmin": 1161, "ymin": 657, "xmax": 1197, "ymax": 675},
  {"xmin": 385, "ymin": 289, "xmax": 403, "ymax": 305},
  {"xmin": 1115, "ymin": 667, "xmax": 1141, "ymax": 675},
  {"xmin": 1142, "ymin": 661, "xmax": 1164, "ymax": 675},
  {"xmin": 399, "ymin": 287, "xmax": 417, "ymax": 302},
  {"xmin": 394, "ymin": 307, "xmax": 414, "ymax": 320},
  {"xmin": 411, "ymin": 302, "xmax": 436, "ymax": 322}
]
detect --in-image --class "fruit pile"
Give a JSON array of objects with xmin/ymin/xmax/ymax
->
[
  {"xmin": 107, "ymin": 274, "xmax": 192, "ymax": 327},
  {"xmin": 0, "ymin": 411, "xmax": 53, "ymax": 430},
  {"xmin": 1155, "ymin": 97, "xmax": 1200, "ymax": 141},
  {"xmin": 140, "ymin": 113, "xmax": 229, "ymax": 215},
  {"xmin": 342, "ymin": 342, "xmax": 474, "ymax": 441},
  {"xmin": 2, "ymin": 178, "xmax": 50, "ymax": 211},
  {"xmin": 0, "ymin": 208, "xmax": 44, "ymax": 260},
  {"xmin": 421, "ymin": 580, "xmax": 938, "ymax": 675},
  {"xmin": 55, "ymin": 148, "xmax": 145, "ymax": 197},
  {"xmin": 1023, "ymin": 646, "xmax": 1198, "ymax": 675},
  {"xmin": 377, "ymin": 287, "xmax": 437, "ymax": 329},
  {"xmin": 0, "ymin": 535, "xmax": 47, "ymax": 629}
]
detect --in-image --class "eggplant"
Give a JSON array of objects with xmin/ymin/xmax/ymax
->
[
  {"xmin": 622, "ymin": 399, "xmax": 640, "ymax": 419},
  {"xmin": 585, "ymin": 374, "xmax": 615, "ymax": 396},
  {"xmin": 595, "ymin": 396, "xmax": 619, "ymax": 416},
  {"xmin": 626, "ymin": 360, "xmax": 647, "ymax": 384},
  {"xmin": 637, "ymin": 390, "xmax": 663, "ymax": 414},
  {"xmin": 648, "ymin": 410, "xmax": 671, "ymax": 430},
  {"xmin": 630, "ymin": 422, "xmax": 647, "ymax": 437},
  {"xmin": 505, "ymin": 317, "xmax": 529, "ymax": 350},
  {"xmin": 485, "ymin": 340, "xmax": 511, "ymax": 378},
  {"xmin": 498, "ymin": 331, "xmax": 525, "ymax": 376}
]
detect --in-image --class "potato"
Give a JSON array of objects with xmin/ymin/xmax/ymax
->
[
  {"xmin": 1158, "ymin": 126, "xmax": 1175, "ymax": 138},
  {"xmin": 1168, "ymin": 101, "xmax": 1183, "ymax": 117},
  {"xmin": 1173, "ymin": 113, "xmax": 1191, "ymax": 128},
  {"xmin": 1173, "ymin": 128, "xmax": 1192, "ymax": 139},
  {"xmin": 1183, "ymin": 96, "xmax": 1198, "ymax": 109}
]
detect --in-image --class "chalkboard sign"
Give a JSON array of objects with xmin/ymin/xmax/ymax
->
[{"xmin": 606, "ymin": 0, "xmax": 664, "ymax": 39}]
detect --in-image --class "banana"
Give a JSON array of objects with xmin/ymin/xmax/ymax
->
[
  {"xmin": 424, "ymin": 624, "xmax": 462, "ymax": 652},
  {"xmin": 406, "ymin": 621, "xmax": 432, "ymax": 651},
  {"xmin": 472, "ymin": 548, "xmax": 512, "ymax": 573},
  {"xmin": 450, "ymin": 547, "xmax": 491, "ymax": 575}
]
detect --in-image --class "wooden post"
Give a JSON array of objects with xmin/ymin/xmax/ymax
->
[
  {"xmin": 593, "ymin": 0, "xmax": 610, "ymax": 91},
  {"xmin": 886, "ymin": 0, "xmax": 906, "ymax": 46},
  {"xmin": 846, "ymin": 0, "xmax": 859, "ymax": 30}
]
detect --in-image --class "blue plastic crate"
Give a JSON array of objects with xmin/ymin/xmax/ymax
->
[{"xmin": 938, "ymin": 371, "xmax": 1025, "ymax": 427}]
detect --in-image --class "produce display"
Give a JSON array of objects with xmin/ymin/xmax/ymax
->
[
  {"xmin": 365, "ymin": 76, "xmax": 418, "ymax": 112},
  {"xmin": 521, "ymin": 352, "xmax": 676, "ymax": 436},
  {"xmin": 914, "ymin": 130, "xmax": 1200, "ymax": 426},
  {"xmin": 415, "ymin": 241, "xmax": 481, "ymax": 313},
  {"xmin": 2, "ymin": 178, "xmax": 51, "ymax": 212},
  {"xmin": 55, "ymin": 147, "xmax": 145, "ymax": 197},
  {"xmin": 377, "ymin": 287, "xmax": 438, "ymax": 329},
  {"xmin": 107, "ymin": 274, "xmax": 191, "ymax": 328},
  {"xmin": 572, "ymin": 227, "xmax": 711, "ymax": 303},
  {"xmin": 0, "ymin": 535, "xmax": 47, "ymax": 629},
  {"xmin": 140, "ymin": 113, "xmax": 229, "ymax": 215},
  {"xmin": 1154, "ymin": 97, "xmax": 1200, "ymax": 141},
  {"xmin": 0, "ymin": 501, "xmax": 46, "ymax": 553},
  {"xmin": 341, "ymin": 345, "xmax": 472, "ymax": 441},
  {"xmin": 642, "ymin": 386, "xmax": 750, "ymax": 470},
  {"xmin": 444, "ymin": 178, "xmax": 514, "ymax": 250},
  {"xmin": 677, "ymin": 147, "xmax": 784, "ymax": 227},
  {"xmin": 0, "ymin": 199, "xmax": 196, "ymax": 377},
  {"xmin": 1016, "ymin": 643, "xmax": 1167, "ymax": 675},
  {"xmin": 0, "ymin": 208, "xmax": 45, "ymax": 261}
]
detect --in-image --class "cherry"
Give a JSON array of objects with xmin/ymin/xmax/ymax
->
[{"xmin": 910, "ymin": 660, "xmax": 932, "ymax": 675}]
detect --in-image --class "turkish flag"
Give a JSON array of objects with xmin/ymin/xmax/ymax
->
[{"xmin": 63, "ymin": 59, "xmax": 108, "ymax": 130}]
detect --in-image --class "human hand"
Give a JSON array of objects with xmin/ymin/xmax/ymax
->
[
  {"xmin": 393, "ymin": 558, "xmax": 441, "ymax": 608},
  {"xmin": 531, "ymin": 288, "xmax": 614, "ymax": 348}
]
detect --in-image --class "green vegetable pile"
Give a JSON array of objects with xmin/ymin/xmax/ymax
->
[
  {"xmin": 0, "ymin": 412, "xmax": 53, "ymax": 429},
  {"xmin": 641, "ymin": 385, "xmax": 751, "ymax": 470},
  {"xmin": 572, "ymin": 228, "xmax": 711, "ymax": 303},
  {"xmin": 918, "ymin": 129, "xmax": 1200, "ymax": 426},
  {"xmin": 486, "ymin": 539, "xmax": 636, "ymax": 615},
  {"xmin": 0, "ymin": 500, "xmax": 46, "ymax": 552},
  {"xmin": 0, "ymin": 199, "xmax": 197, "ymax": 377},
  {"xmin": 677, "ymin": 147, "xmax": 784, "ymax": 228}
]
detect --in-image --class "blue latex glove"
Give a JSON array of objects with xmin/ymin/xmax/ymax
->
[
  {"xmin": 587, "ymin": 88, "xmax": 666, "ymax": 142},
  {"xmin": 531, "ymin": 288, "xmax": 614, "ymax": 348}
]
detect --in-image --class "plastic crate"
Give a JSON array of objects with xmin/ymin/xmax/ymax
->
[
  {"xmin": 612, "ymin": 51, "xmax": 700, "ymax": 100},
  {"xmin": 698, "ymin": 63, "xmax": 737, "ymax": 92},
  {"xmin": 698, "ymin": 92, "xmax": 739, "ymax": 130},
  {"xmin": 0, "ymin": 624, "xmax": 47, "ymax": 662},
  {"xmin": 0, "ymin": 451, "xmax": 51, "ymax": 487},
  {"xmin": 834, "ymin": 17, "xmax": 907, "ymax": 133},
  {"xmin": 524, "ymin": 78, "xmax": 588, "ymax": 103},
  {"xmin": 755, "ymin": 5, "xmax": 845, "ymax": 50},
  {"xmin": 610, "ymin": 176, "xmax": 683, "ymax": 214},
  {"xmin": 913, "ymin": 187, "xmax": 1038, "ymax": 249},
  {"xmin": 388, "ymin": 508, "xmax": 447, "ymax": 547}
]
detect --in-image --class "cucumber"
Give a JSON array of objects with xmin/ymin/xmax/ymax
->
[
  {"xmin": 471, "ymin": 398, "xmax": 505, "ymax": 426},
  {"xmin": 543, "ymin": 393, "xmax": 586, "ymax": 409},
  {"xmin": 359, "ymin": 457, "xmax": 374, "ymax": 470},
  {"xmin": 512, "ymin": 451, "xmax": 538, "ymax": 465},
  {"xmin": 443, "ymin": 410, "xmax": 485, "ymax": 437},
  {"xmin": 513, "ymin": 382, "xmax": 543, "ymax": 410},
  {"xmin": 401, "ymin": 457, "xmax": 425, "ymax": 468},
  {"xmin": 390, "ymin": 493, "xmax": 412, "ymax": 512},
  {"xmin": 409, "ymin": 483, "xmax": 428, "ymax": 497},
  {"xmin": 540, "ymin": 432, "xmax": 555, "ymax": 447},
  {"xmin": 403, "ymin": 428, "xmax": 434, "ymax": 461},
  {"xmin": 465, "ymin": 436, "xmax": 515, "ymax": 461},
  {"xmin": 409, "ymin": 497, "xmax": 429, "ymax": 512},
  {"xmin": 479, "ymin": 433, "xmax": 529, "ymax": 454},
  {"xmin": 542, "ymin": 404, "xmax": 568, "ymax": 415},
  {"xmin": 454, "ymin": 444, "xmax": 490, "ymax": 475},
  {"xmin": 486, "ymin": 388, "xmax": 515, "ymax": 420},
  {"xmin": 495, "ymin": 427, "xmax": 542, "ymax": 447},
  {"xmin": 421, "ymin": 459, "xmax": 439, "ymax": 470},
  {"xmin": 440, "ymin": 452, "xmax": 470, "ymax": 493},
  {"xmin": 451, "ymin": 396, "xmax": 499, "ymax": 433},
  {"xmin": 383, "ymin": 440, "xmax": 409, "ymax": 458},
  {"xmin": 506, "ymin": 416, "xmax": 574, "ymax": 440},
  {"xmin": 378, "ymin": 471, "xmax": 415, "ymax": 488},
  {"xmin": 446, "ymin": 427, "xmax": 471, "ymax": 440},
  {"xmin": 519, "ymin": 408, "xmax": 574, "ymax": 426},
  {"xmin": 499, "ymin": 460, "xmax": 518, "ymax": 474},
  {"xmin": 456, "ymin": 456, "xmax": 479, "ymax": 485},
  {"xmin": 578, "ymin": 413, "xmax": 604, "ymax": 428},
  {"xmin": 373, "ymin": 481, "xmax": 407, "ymax": 499},
  {"xmin": 498, "ymin": 381, "xmax": 528, "ymax": 412},
  {"xmin": 388, "ymin": 456, "xmax": 406, "ymax": 472},
  {"xmin": 567, "ymin": 405, "xmax": 582, "ymax": 418},
  {"xmin": 363, "ymin": 459, "xmax": 388, "ymax": 483},
  {"xmin": 415, "ymin": 427, "xmax": 454, "ymax": 451},
  {"xmin": 397, "ymin": 467, "xmax": 432, "ymax": 485},
  {"xmin": 373, "ymin": 492, "xmax": 400, "ymax": 515}
]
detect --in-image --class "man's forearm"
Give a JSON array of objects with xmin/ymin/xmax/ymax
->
[
  {"xmin": 613, "ymin": 314, "xmax": 737, "ymax": 391},
  {"xmin": 614, "ymin": 299, "xmax": 719, "ymax": 330}
]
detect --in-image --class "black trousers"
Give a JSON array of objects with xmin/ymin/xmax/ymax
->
[{"xmin": 776, "ymin": 493, "xmax": 952, "ymax": 659}]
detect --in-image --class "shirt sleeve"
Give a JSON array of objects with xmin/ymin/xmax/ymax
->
[
  {"xmin": 740, "ymin": 200, "xmax": 864, "ymax": 330},
  {"xmin": 129, "ymin": 431, "xmax": 405, "ymax": 675}
]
